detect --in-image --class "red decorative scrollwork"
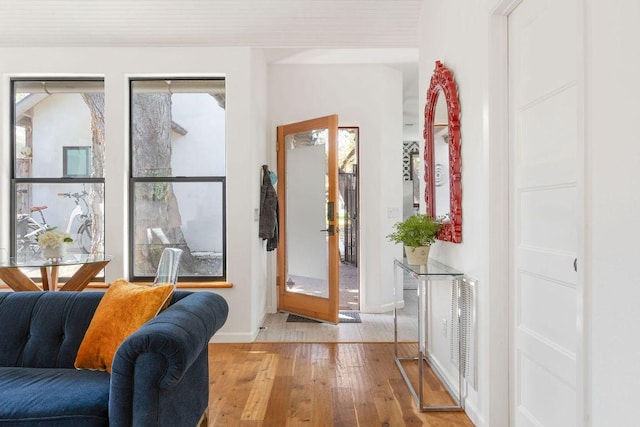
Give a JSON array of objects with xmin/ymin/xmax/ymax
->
[{"xmin": 423, "ymin": 61, "xmax": 462, "ymax": 243}]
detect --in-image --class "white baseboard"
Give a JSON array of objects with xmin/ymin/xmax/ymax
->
[
  {"xmin": 427, "ymin": 351, "xmax": 484, "ymax": 426},
  {"xmin": 361, "ymin": 300, "xmax": 399, "ymax": 313},
  {"xmin": 210, "ymin": 330, "xmax": 258, "ymax": 343},
  {"xmin": 464, "ymin": 398, "xmax": 484, "ymax": 427}
]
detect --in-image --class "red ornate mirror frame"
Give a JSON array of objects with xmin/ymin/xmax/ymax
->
[{"xmin": 423, "ymin": 61, "xmax": 462, "ymax": 243}]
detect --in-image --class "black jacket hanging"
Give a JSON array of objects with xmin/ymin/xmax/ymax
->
[{"xmin": 259, "ymin": 165, "xmax": 279, "ymax": 251}]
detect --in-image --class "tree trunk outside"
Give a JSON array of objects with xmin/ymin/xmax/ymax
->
[
  {"xmin": 131, "ymin": 93, "xmax": 197, "ymax": 275},
  {"xmin": 83, "ymin": 92, "xmax": 205, "ymax": 277},
  {"xmin": 81, "ymin": 94, "xmax": 105, "ymax": 255}
]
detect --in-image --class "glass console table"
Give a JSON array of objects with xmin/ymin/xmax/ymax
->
[
  {"xmin": 0, "ymin": 254, "xmax": 111, "ymax": 292},
  {"xmin": 394, "ymin": 258, "xmax": 465, "ymax": 412}
]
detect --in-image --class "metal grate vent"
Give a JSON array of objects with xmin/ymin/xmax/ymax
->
[{"xmin": 450, "ymin": 277, "xmax": 477, "ymax": 389}]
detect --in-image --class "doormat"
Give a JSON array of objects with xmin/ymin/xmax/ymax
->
[
  {"xmin": 285, "ymin": 312, "xmax": 362, "ymax": 324},
  {"xmin": 338, "ymin": 311, "xmax": 361, "ymax": 323},
  {"xmin": 286, "ymin": 314, "xmax": 321, "ymax": 323}
]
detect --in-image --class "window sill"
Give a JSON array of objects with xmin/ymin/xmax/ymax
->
[
  {"xmin": 0, "ymin": 282, "xmax": 233, "ymax": 290},
  {"xmin": 86, "ymin": 281, "xmax": 233, "ymax": 289}
]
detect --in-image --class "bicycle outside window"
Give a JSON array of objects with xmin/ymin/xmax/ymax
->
[{"xmin": 10, "ymin": 79, "xmax": 106, "ymax": 280}]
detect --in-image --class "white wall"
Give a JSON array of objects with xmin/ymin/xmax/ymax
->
[
  {"xmin": 586, "ymin": 1, "xmax": 640, "ymax": 425},
  {"xmin": 420, "ymin": 1, "xmax": 640, "ymax": 426},
  {"xmin": 171, "ymin": 93, "xmax": 225, "ymax": 252},
  {"xmin": 268, "ymin": 64, "xmax": 404, "ymax": 313},
  {"xmin": 0, "ymin": 47, "xmax": 269, "ymax": 342},
  {"xmin": 171, "ymin": 93, "xmax": 226, "ymax": 177},
  {"xmin": 419, "ymin": 1, "xmax": 492, "ymax": 424},
  {"xmin": 248, "ymin": 48, "xmax": 270, "ymax": 336},
  {"xmin": 31, "ymin": 94, "xmax": 92, "ymax": 228}
]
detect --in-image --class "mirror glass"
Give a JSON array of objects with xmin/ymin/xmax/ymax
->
[
  {"xmin": 410, "ymin": 150, "xmax": 420, "ymax": 210},
  {"xmin": 433, "ymin": 93, "xmax": 450, "ymax": 219}
]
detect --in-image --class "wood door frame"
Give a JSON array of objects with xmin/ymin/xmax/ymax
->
[{"xmin": 276, "ymin": 115, "xmax": 339, "ymax": 324}]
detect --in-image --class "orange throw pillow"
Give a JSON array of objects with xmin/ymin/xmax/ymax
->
[{"xmin": 75, "ymin": 279, "xmax": 174, "ymax": 373}]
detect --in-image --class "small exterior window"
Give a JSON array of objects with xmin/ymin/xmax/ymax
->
[
  {"xmin": 129, "ymin": 78, "xmax": 226, "ymax": 281},
  {"xmin": 63, "ymin": 146, "xmax": 91, "ymax": 178}
]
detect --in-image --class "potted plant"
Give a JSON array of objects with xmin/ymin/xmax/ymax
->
[
  {"xmin": 386, "ymin": 214, "xmax": 442, "ymax": 265},
  {"xmin": 36, "ymin": 227, "xmax": 73, "ymax": 260}
]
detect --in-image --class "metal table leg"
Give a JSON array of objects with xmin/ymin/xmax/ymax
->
[{"xmin": 393, "ymin": 259, "xmax": 465, "ymax": 412}]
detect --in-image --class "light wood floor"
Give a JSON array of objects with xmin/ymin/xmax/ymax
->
[
  {"xmin": 208, "ymin": 277, "xmax": 473, "ymax": 426},
  {"xmin": 207, "ymin": 342, "xmax": 474, "ymax": 426},
  {"xmin": 255, "ymin": 289, "xmax": 420, "ymax": 343}
]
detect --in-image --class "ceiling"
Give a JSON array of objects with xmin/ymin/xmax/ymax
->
[
  {"xmin": 0, "ymin": 0, "xmax": 422, "ymax": 48},
  {"xmin": 0, "ymin": 0, "xmax": 422, "ymax": 133}
]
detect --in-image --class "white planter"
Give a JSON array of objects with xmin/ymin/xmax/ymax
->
[
  {"xmin": 41, "ymin": 245, "xmax": 67, "ymax": 260},
  {"xmin": 405, "ymin": 245, "xmax": 430, "ymax": 265}
]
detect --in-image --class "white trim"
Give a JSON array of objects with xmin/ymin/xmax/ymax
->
[
  {"xmin": 211, "ymin": 331, "xmax": 260, "ymax": 343},
  {"xmin": 577, "ymin": 0, "xmax": 590, "ymax": 424},
  {"xmin": 488, "ymin": 1, "xmax": 522, "ymax": 426},
  {"xmin": 463, "ymin": 398, "xmax": 484, "ymax": 427},
  {"xmin": 363, "ymin": 301, "xmax": 396, "ymax": 314},
  {"xmin": 0, "ymin": 76, "xmax": 10, "ymax": 251}
]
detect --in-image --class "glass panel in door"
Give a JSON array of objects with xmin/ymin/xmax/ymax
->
[{"xmin": 285, "ymin": 128, "xmax": 329, "ymax": 298}]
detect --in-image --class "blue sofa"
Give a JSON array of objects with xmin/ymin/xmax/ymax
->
[{"xmin": 0, "ymin": 290, "xmax": 228, "ymax": 427}]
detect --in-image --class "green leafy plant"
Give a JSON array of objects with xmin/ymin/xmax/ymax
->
[{"xmin": 386, "ymin": 214, "xmax": 442, "ymax": 248}]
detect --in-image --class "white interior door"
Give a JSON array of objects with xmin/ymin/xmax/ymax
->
[{"xmin": 509, "ymin": 0, "xmax": 579, "ymax": 425}]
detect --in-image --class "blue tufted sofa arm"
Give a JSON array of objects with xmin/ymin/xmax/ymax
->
[{"xmin": 109, "ymin": 291, "xmax": 228, "ymax": 427}]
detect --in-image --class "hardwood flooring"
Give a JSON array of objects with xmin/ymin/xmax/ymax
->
[
  {"xmin": 255, "ymin": 290, "xmax": 420, "ymax": 343},
  {"xmin": 207, "ymin": 342, "xmax": 474, "ymax": 427}
]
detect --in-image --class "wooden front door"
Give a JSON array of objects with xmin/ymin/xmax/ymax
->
[{"xmin": 277, "ymin": 115, "xmax": 339, "ymax": 324}]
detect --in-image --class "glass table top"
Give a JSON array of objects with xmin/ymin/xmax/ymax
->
[
  {"xmin": 0, "ymin": 253, "xmax": 111, "ymax": 268},
  {"xmin": 394, "ymin": 258, "xmax": 463, "ymax": 277}
]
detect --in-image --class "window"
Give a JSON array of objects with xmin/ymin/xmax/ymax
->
[
  {"xmin": 63, "ymin": 146, "xmax": 91, "ymax": 178},
  {"xmin": 11, "ymin": 79, "xmax": 106, "ymax": 277},
  {"xmin": 129, "ymin": 78, "xmax": 226, "ymax": 281}
]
